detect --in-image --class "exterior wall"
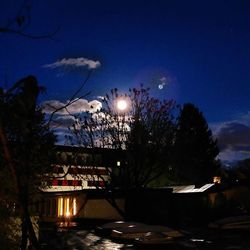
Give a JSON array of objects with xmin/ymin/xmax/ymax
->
[
  {"xmin": 79, "ymin": 199, "xmax": 124, "ymax": 220},
  {"xmin": 37, "ymin": 192, "xmax": 125, "ymax": 223}
]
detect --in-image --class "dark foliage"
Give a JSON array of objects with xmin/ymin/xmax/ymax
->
[
  {"xmin": 173, "ymin": 103, "xmax": 219, "ymax": 184},
  {"xmin": 0, "ymin": 76, "xmax": 56, "ymax": 249}
]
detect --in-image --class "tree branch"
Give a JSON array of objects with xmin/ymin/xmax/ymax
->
[
  {"xmin": 47, "ymin": 70, "xmax": 92, "ymax": 125},
  {"xmin": 0, "ymin": 26, "xmax": 60, "ymax": 40}
]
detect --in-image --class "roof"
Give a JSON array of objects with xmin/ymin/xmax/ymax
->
[
  {"xmin": 171, "ymin": 183, "xmax": 215, "ymax": 193},
  {"xmin": 54, "ymin": 144, "xmax": 125, "ymax": 154}
]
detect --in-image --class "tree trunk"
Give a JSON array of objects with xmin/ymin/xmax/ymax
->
[
  {"xmin": 19, "ymin": 199, "xmax": 40, "ymax": 250},
  {"xmin": 20, "ymin": 216, "xmax": 28, "ymax": 250},
  {"xmin": 19, "ymin": 182, "xmax": 41, "ymax": 250},
  {"xmin": 25, "ymin": 208, "xmax": 40, "ymax": 250}
]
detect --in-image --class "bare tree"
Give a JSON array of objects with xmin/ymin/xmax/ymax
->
[{"xmin": 68, "ymin": 86, "xmax": 176, "ymax": 216}]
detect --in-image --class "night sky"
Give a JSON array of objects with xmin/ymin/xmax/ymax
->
[{"xmin": 1, "ymin": 0, "xmax": 250, "ymax": 164}]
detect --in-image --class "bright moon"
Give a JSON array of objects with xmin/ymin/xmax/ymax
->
[{"xmin": 117, "ymin": 99, "xmax": 127, "ymax": 111}]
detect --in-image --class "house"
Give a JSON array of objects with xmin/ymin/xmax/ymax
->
[
  {"xmin": 34, "ymin": 145, "xmax": 125, "ymax": 223},
  {"xmin": 35, "ymin": 145, "xmax": 239, "ymax": 226}
]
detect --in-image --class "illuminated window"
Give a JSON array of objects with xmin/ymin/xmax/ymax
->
[
  {"xmin": 58, "ymin": 197, "xmax": 63, "ymax": 217},
  {"xmin": 65, "ymin": 198, "xmax": 70, "ymax": 217},
  {"xmin": 57, "ymin": 197, "xmax": 77, "ymax": 218},
  {"xmin": 73, "ymin": 198, "xmax": 77, "ymax": 216}
]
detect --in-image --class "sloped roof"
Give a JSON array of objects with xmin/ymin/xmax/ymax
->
[{"xmin": 171, "ymin": 183, "xmax": 215, "ymax": 193}]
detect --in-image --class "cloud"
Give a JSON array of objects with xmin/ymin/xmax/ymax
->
[
  {"xmin": 238, "ymin": 111, "xmax": 250, "ymax": 125},
  {"xmin": 216, "ymin": 122, "xmax": 250, "ymax": 151},
  {"xmin": 42, "ymin": 98, "xmax": 102, "ymax": 115},
  {"xmin": 42, "ymin": 98, "xmax": 102, "ymax": 144},
  {"xmin": 218, "ymin": 147, "xmax": 250, "ymax": 163},
  {"xmin": 97, "ymin": 95, "xmax": 105, "ymax": 100},
  {"xmin": 212, "ymin": 114, "xmax": 250, "ymax": 163},
  {"xmin": 53, "ymin": 128, "xmax": 74, "ymax": 145},
  {"xmin": 44, "ymin": 57, "xmax": 101, "ymax": 70},
  {"xmin": 51, "ymin": 115, "xmax": 76, "ymax": 128},
  {"xmin": 159, "ymin": 76, "xmax": 167, "ymax": 83}
]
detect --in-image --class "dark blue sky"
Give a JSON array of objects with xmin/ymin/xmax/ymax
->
[{"xmin": 1, "ymin": 0, "xmax": 250, "ymax": 162}]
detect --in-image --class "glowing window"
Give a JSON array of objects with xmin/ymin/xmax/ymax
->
[
  {"xmin": 57, "ymin": 197, "xmax": 77, "ymax": 218},
  {"xmin": 73, "ymin": 198, "xmax": 77, "ymax": 216},
  {"xmin": 65, "ymin": 198, "xmax": 70, "ymax": 217},
  {"xmin": 58, "ymin": 197, "xmax": 63, "ymax": 217}
]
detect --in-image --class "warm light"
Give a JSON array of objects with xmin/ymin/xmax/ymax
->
[
  {"xmin": 117, "ymin": 161, "xmax": 121, "ymax": 167},
  {"xmin": 65, "ymin": 198, "xmax": 70, "ymax": 217},
  {"xmin": 117, "ymin": 99, "xmax": 127, "ymax": 111},
  {"xmin": 58, "ymin": 197, "xmax": 63, "ymax": 217},
  {"xmin": 213, "ymin": 176, "xmax": 221, "ymax": 184},
  {"xmin": 57, "ymin": 197, "xmax": 77, "ymax": 218},
  {"xmin": 73, "ymin": 198, "xmax": 77, "ymax": 216}
]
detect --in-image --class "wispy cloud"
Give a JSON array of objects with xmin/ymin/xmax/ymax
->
[
  {"xmin": 43, "ymin": 57, "xmax": 101, "ymax": 70},
  {"xmin": 42, "ymin": 98, "xmax": 102, "ymax": 115}
]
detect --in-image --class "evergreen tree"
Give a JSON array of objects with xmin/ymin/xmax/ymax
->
[{"xmin": 173, "ymin": 103, "xmax": 219, "ymax": 185}]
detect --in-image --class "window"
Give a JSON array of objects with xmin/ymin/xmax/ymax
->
[
  {"xmin": 57, "ymin": 197, "xmax": 77, "ymax": 218},
  {"xmin": 58, "ymin": 197, "xmax": 63, "ymax": 217}
]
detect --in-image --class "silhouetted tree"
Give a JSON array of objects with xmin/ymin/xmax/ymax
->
[
  {"xmin": 0, "ymin": 76, "xmax": 56, "ymax": 250},
  {"xmin": 173, "ymin": 103, "xmax": 219, "ymax": 185},
  {"xmin": 123, "ymin": 87, "xmax": 176, "ymax": 188},
  {"xmin": 73, "ymin": 86, "xmax": 176, "ymax": 187}
]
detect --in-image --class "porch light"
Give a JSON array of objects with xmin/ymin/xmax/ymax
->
[{"xmin": 213, "ymin": 176, "xmax": 221, "ymax": 184}]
